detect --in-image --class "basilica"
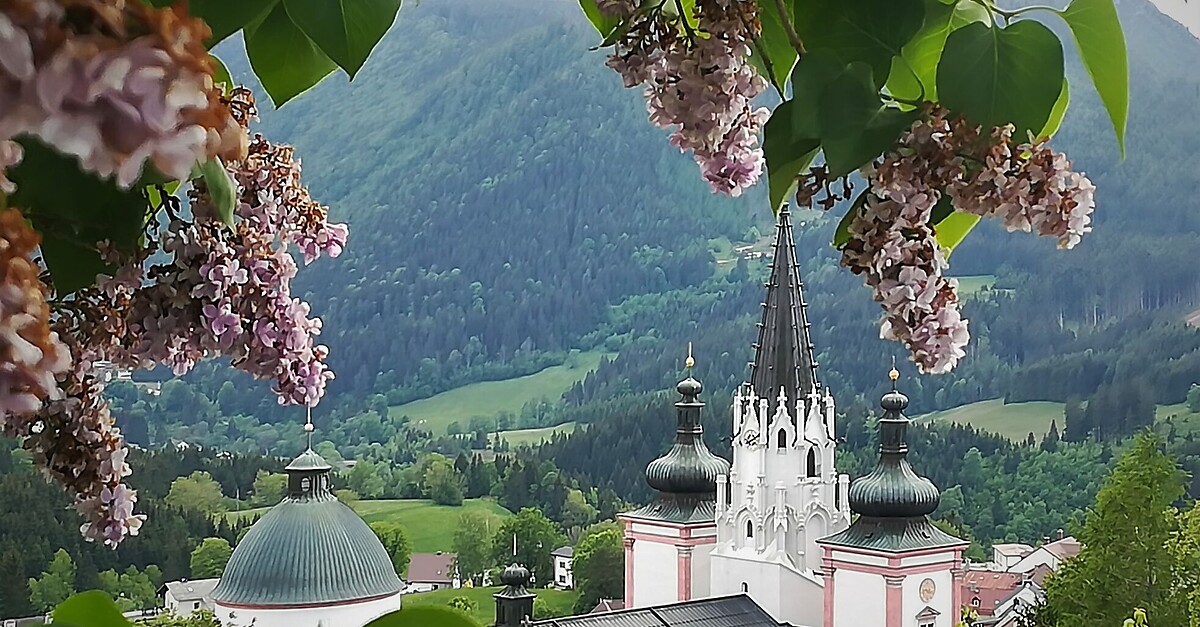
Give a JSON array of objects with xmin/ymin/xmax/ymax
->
[{"xmin": 518, "ymin": 208, "xmax": 969, "ymax": 627}]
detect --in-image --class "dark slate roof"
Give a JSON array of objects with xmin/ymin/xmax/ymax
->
[
  {"xmin": 211, "ymin": 450, "xmax": 402, "ymax": 606},
  {"xmin": 622, "ymin": 495, "xmax": 717, "ymax": 525},
  {"xmin": 531, "ymin": 594, "xmax": 780, "ymax": 627},
  {"xmin": 818, "ymin": 516, "xmax": 967, "ymax": 553},
  {"xmin": 750, "ymin": 207, "xmax": 820, "ymax": 414},
  {"xmin": 552, "ymin": 546, "xmax": 574, "ymax": 558}
]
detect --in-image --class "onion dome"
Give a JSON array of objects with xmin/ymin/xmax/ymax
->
[
  {"xmin": 820, "ymin": 368, "xmax": 965, "ymax": 554},
  {"xmin": 211, "ymin": 448, "xmax": 402, "ymax": 607},
  {"xmin": 500, "ymin": 563, "xmax": 531, "ymax": 589},
  {"xmin": 644, "ymin": 376, "xmax": 731, "ymax": 495},
  {"xmin": 847, "ymin": 371, "xmax": 940, "ymax": 517}
]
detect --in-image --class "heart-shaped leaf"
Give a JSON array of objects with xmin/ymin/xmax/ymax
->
[
  {"xmin": 282, "ymin": 0, "xmax": 402, "ymax": 78},
  {"xmin": 749, "ymin": 0, "xmax": 798, "ymax": 91},
  {"xmin": 818, "ymin": 64, "xmax": 918, "ymax": 176},
  {"xmin": 887, "ymin": 0, "xmax": 992, "ymax": 102},
  {"xmin": 937, "ymin": 20, "xmax": 1064, "ymax": 138},
  {"xmin": 793, "ymin": 0, "xmax": 926, "ymax": 84},
  {"xmin": 579, "ymin": 0, "xmax": 623, "ymax": 38},
  {"xmin": 245, "ymin": 3, "xmax": 338, "ymax": 107},
  {"xmin": 1062, "ymin": 0, "xmax": 1128, "ymax": 155},
  {"xmin": 187, "ymin": 0, "xmax": 279, "ymax": 48}
]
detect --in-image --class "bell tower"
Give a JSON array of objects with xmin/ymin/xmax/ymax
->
[{"xmin": 710, "ymin": 208, "xmax": 850, "ymax": 627}]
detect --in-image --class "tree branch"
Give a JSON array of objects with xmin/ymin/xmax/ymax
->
[{"xmin": 773, "ymin": 0, "xmax": 806, "ymax": 57}]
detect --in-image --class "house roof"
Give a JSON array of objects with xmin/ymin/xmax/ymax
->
[
  {"xmin": 1027, "ymin": 563, "xmax": 1055, "ymax": 587},
  {"xmin": 160, "ymin": 578, "xmax": 220, "ymax": 602},
  {"xmin": 1042, "ymin": 537, "xmax": 1081, "ymax": 560},
  {"xmin": 552, "ymin": 546, "xmax": 574, "ymax": 558},
  {"xmin": 531, "ymin": 594, "xmax": 780, "ymax": 627},
  {"xmin": 962, "ymin": 571, "xmax": 1024, "ymax": 616},
  {"xmin": 408, "ymin": 552, "xmax": 457, "ymax": 583},
  {"xmin": 992, "ymin": 543, "xmax": 1034, "ymax": 557},
  {"xmin": 591, "ymin": 599, "xmax": 625, "ymax": 614}
]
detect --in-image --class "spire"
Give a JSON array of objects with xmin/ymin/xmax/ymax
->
[
  {"xmin": 750, "ymin": 206, "xmax": 819, "ymax": 414},
  {"xmin": 847, "ymin": 367, "xmax": 940, "ymax": 518},
  {"xmin": 493, "ymin": 563, "xmax": 534, "ymax": 626},
  {"xmin": 304, "ymin": 406, "xmax": 315, "ymax": 450}
]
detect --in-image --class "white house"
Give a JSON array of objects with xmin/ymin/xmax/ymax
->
[
  {"xmin": 405, "ymin": 552, "xmax": 460, "ymax": 593},
  {"xmin": 160, "ymin": 578, "xmax": 219, "ymax": 618},
  {"xmin": 1008, "ymin": 536, "xmax": 1081, "ymax": 574},
  {"xmin": 551, "ymin": 546, "xmax": 574, "ymax": 589}
]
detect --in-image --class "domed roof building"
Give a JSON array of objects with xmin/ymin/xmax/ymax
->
[{"xmin": 211, "ymin": 447, "xmax": 403, "ymax": 627}]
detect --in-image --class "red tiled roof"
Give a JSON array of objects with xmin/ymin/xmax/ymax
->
[
  {"xmin": 408, "ymin": 552, "xmax": 456, "ymax": 584},
  {"xmin": 591, "ymin": 599, "xmax": 625, "ymax": 614},
  {"xmin": 962, "ymin": 571, "xmax": 1024, "ymax": 617}
]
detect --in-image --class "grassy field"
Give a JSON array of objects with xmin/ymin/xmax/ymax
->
[
  {"xmin": 403, "ymin": 585, "xmax": 579, "ymax": 625},
  {"xmin": 918, "ymin": 398, "xmax": 1066, "ymax": 441},
  {"xmin": 494, "ymin": 422, "xmax": 578, "ymax": 446},
  {"xmin": 951, "ymin": 274, "xmax": 997, "ymax": 297},
  {"xmin": 389, "ymin": 350, "xmax": 610, "ymax": 435},
  {"xmin": 225, "ymin": 499, "xmax": 511, "ymax": 553},
  {"xmin": 1157, "ymin": 402, "xmax": 1200, "ymax": 436}
]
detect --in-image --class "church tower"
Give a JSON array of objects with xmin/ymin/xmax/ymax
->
[
  {"xmin": 710, "ymin": 208, "xmax": 850, "ymax": 627},
  {"xmin": 818, "ymin": 369, "xmax": 968, "ymax": 627},
  {"xmin": 620, "ymin": 365, "xmax": 730, "ymax": 609}
]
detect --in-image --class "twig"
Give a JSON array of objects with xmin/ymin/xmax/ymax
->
[{"xmin": 773, "ymin": 0, "xmax": 806, "ymax": 57}]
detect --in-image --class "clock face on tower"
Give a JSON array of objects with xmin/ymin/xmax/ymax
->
[{"xmin": 919, "ymin": 578, "xmax": 936, "ymax": 602}]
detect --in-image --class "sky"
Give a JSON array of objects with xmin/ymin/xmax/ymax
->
[{"xmin": 1149, "ymin": 0, "xmax": 1200, "ymax": 37}]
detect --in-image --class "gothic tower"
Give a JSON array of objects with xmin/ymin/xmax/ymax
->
[
  {"xmin": 710, "ymin": 208, "xmax": 850, "ymax": 627},
  {"xmin": 620, "ymin": 367, "xmax": 730, "ymax": 609}
]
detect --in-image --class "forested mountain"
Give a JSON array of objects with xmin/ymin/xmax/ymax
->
[{"xmin": 107, "ymin": 0, "xmax": 1199, "ymax": 544}]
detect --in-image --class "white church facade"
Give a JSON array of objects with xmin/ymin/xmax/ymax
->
[{"xmin": 616, "ymin": 209, "xmax": 967, "ymax": 627}]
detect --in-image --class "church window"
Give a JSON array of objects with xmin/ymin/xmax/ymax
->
[
  {"xmin": 741, "ymin": 582, "xmax": 749, "ymax": 593},
  {"xmin": 777, "ymin": 429, "xmax": 787, "ymax": 450},
  {"xmin": 971, "ymin": 597, "xmax": 981, "ymax": 607},
  {"xmin": 917, "ymin": 622, "xmax": 934, "ymax": 627},
  {"xmin": 806, "ymin": 449, "xmax": 817, "ymax": 477},
  {"xmin": 300, "ymin": 477, "xmax": 311, "ymax": 492},
  {"xmin": 745, "ymin": 520, "xmax": 754, "ymax": 539}
]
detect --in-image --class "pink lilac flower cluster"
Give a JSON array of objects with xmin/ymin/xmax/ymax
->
[
  {"xmin": 0, "ymin": 0, "xmax": 243, "ymax": 188},
  {"xmin": 947, "ymin": 124, "xmax": 1096, "ymax": 250},
  {"xmin": 31, "ymin": 88, "xmax": 343, "ymax": 545},
  {"xmin": 77, "ymin": 89, "xmax": 345, "ymax": 409},
  {"xmin": 839, "ymin": 109, "xmax": 1096, "ymax": 373},
  {"xmin": 605, "ymin": 0, "xmax": 768, "ymax": 196}
]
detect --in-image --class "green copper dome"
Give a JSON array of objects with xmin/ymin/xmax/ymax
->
[
  {"xmin": 211, "ymin": 450, "xmax": 402, "ymax": 607},
  {"xmin": 847, "ymin": 389, "xmax": 940, "ymax": 517}
]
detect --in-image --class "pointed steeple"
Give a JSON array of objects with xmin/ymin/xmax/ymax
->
[{"xmin": 750, "ymin": 206, "xmax": 819, "ymax": 414}]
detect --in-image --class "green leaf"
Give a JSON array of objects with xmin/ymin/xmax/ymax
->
[
  {"xmin": 750, "ymin": 0, "xmax": 798, "ymax": 91},
  {"xmin": 364, "ymin": 607, "xmax": 480, "ymax": 627},
  {"xmin": 886, "ymin": 0, "xmax": 991, "ymax": 102},
  {"xmin": 763, "ymin": 101, "xmax": 819, "ymax": 213},
  {"xmin": 1062, "ymin": 0, "xmax": 1128, "ymax": 155},
  {"xmin": 793, "ymin": 0, "xmax": 926, "ymax": 83},
  {"xmin": 210, "ymin": 53, "xmax": 234, "ymax": 96},
  {"xmin": 53, "ymin": 591, "xmax": 133, "ymax": 627},
  {"xmin": 578, "ymin": 0, "xmax": 622, "ymax": 38},
  {"xmin": 245, "ymin": 3, "xmax": 338, "ymax": 107},
  {"xmin": 818, "ymin": 64, "xmax": 918, "ymax": 176},
  {"xmin": 8, "ymin": 138, "xmax": 149, "ymax": 295},
  {"xmin": 934, "ymin": 210, "xmax": 980, "ymax": 255},
  {"xmin": 282, "ymin": 0, "xmax": 402, "ymax": 78},
  {"xmin": 937, "ymin": 20, "xmax": 1064, "ymax": 138},
  {"xmin": 1040, "ymin": 78, "xmax": 1070, "ymax": 139},
  {"xmin": 199, "ymin": 158, "xmax": 237, "ymax": 226},
  {"xmin": 187, "ymin": 0, "xmax": 279, "ymax": 48},
  {"xmin": 833, "ymin": 190, "xmax": 870, "ymax": 248}
]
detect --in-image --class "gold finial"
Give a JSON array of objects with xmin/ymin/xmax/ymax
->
[
  {"xmin": 685, "ymin": 341, "xmax": 695, "ymax": 370},
  {"xmin": 888, "ymin": 356, "xmax": 899, "ymax": 386}
]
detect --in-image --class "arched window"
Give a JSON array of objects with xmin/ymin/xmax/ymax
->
[
  {"xmin": 741, "ymin": 582, "xmax": 749, "ymax": 593},
  {"xmin": 300, "ymin": 477, "xmax": 311, "ymax": 492},
  {"xmin": 806, "ymin": 449, "xmax": 817, "ymax": 478},
  {"xmin": 777, "ymin": 429, "xmax": 787, "ymax": 451},
  {"xmin": 745, "ymin": 520, "xmax": 754, "ymax": 539}
]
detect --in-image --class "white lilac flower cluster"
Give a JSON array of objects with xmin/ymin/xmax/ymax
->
[
  {"xmin": 840, "ymin": 109, "xmax": 1096, "ymax": 373},
  {"xmin": 0, "ymin": 0, "xmax": 242, "ymax": 187},
  {"xmin": 604, "ymin": 0, "xmax": 768, "ymax": 197}
]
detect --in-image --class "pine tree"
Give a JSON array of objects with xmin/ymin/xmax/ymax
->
[
  {"xmin": 0, "ymin": 548, "xmax": 33, "ymax": 618},
  {"xmin": 1041, "ymin": 421, "xmax": 1060, "ymax": 453},
  {"xmin": 1040, "ymin": 432, "xmax": 1188, "ymax": 627}
]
